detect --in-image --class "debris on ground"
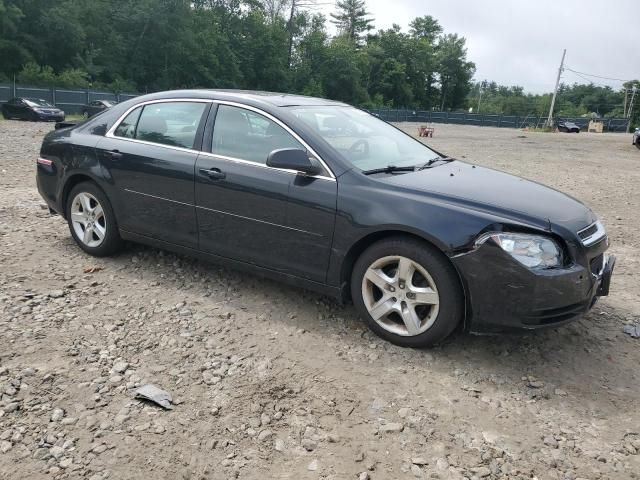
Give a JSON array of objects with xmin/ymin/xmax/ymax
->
[
  {"xmin": 623, "ymin": 323, "xmax": 640, "ymax": 338},
  {"xmin": 134, "ymin": 384, "xmax": 174, "ymax": 410}
]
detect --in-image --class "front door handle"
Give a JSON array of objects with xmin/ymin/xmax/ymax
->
[
  {"xmin": 199, "ymin": 168, "xmax": 226, "ymax": 180},
  {"xmin": 106, "ymin": 149, "xmax": 122, "ymax": 160}
]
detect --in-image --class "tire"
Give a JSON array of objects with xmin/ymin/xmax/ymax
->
[
  {"xmin": 65, "ymin": 181, "xmax": 123, "ymax": 256},
  {"xmin": 82, "ymin": 111, "xmax": 89, "ymax": 119},
  {"xmin": 351, "ymin": 236, "xmax": 464, "ymax": 348}
]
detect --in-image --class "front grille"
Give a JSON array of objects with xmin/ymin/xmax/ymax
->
[
  {"xmin": 578, "ymin": 224, "xmax": 598, "ymax": 240},
  {"xmin": 590, "ymin": 254, "xmax": 604, "ymax": 275}
]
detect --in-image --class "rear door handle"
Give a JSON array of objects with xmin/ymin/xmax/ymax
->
[
  {"xmin": 199, "ymin": 168, "xmax": 226, "ymax": 180},
  {"xmin": 106, "ymin": 150, "xmax": 122, "ymax": 160}
]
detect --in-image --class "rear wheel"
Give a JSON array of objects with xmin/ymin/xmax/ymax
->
[
  {"xmin": 66, "ymin": 182, "xmax": 122, "ymax": 256},
  {"xmin": 82, "ymin": 110, "xmax": 89, "ymax": 119},
  {"xmin": 351, "ymin": 237, "xmax": 464, "ymax": 347}
]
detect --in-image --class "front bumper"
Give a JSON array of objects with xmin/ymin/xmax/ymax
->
[{"xmin": 452, "ymin": 240, "xmax": 614, "ymax": 333}]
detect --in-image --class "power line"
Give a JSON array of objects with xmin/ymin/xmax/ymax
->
[
  {"xmin": 564, "ymin": 69, "xmax": 612, "ymax": 88},
  {"xmin": 564, "ymin": 67, "xmax": 633, "ymax": 83}
]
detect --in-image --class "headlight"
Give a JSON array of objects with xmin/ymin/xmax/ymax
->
[
  {"xmin": 477, "ymin": 233, "xmax": 563, "ymax": 269},
  {"xmin": 33, "ymin": 108, "xmax": 44, "ymax": 113}
]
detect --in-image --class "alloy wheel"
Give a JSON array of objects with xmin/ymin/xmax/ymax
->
[
  {"xmin": 361, "ymin": 255, "xmax": 440, "ymax": 336},
  {"xmin": 70, "ymin": 192, "xmax": 107, "ymax": 248}
]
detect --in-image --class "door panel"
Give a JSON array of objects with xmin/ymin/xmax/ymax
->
[
  {"xmin": 195, "ymin": 154, "xmax": 293, "ymax": 270},
  {"xmin": 96, "ymin": 100, "xmax": 209, "ymax": 248},
  {"xmin": 195, "ymin": 102, "xmax": 338, "ymax": 283},
  {"xmin": 97, "ymin": 137, "xmax": 199, "ymax": 248}
]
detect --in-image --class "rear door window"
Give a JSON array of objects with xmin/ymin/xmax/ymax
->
[{"xmin": 136, "ymin": 102, "xmax": 207, "ymax": 149}]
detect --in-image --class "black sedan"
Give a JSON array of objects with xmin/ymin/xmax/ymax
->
[
  {"xmin": 82, "ymin": 100, "xmax": 116, "ymax": 118},
  {"xmin": 557, "ymin": 121, "xmax": 580, "ymax": 133},
  {"xmin": 2, "ymin": 97, "xmax": 65, "ymax": 121},
  {"xmin": 36, "ymin": 90, "xmax": 614, "ymax": 347}
]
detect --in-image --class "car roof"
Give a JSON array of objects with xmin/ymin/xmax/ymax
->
[{"xmin": 133, "ymin": 89, "xmax": 349, "ymax": 108}]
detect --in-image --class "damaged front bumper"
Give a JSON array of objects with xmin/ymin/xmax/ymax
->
[{"xmin": 452, "ymin": 239, "xmax": 614, "ymax": 333}]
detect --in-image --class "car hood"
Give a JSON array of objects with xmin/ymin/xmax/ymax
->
[{"xmin": 381, "ymin": 160, "xmax": 596, "ymax": 233}]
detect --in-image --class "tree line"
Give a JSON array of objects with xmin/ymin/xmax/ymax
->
[
  {"xmin": 468, "ymin": 80, "xmax": 639, "ymax": 120},
  {"xmin": 0, "ymin": 0, "xmax": 473, "ymax": 110},
  {"xmin": 0, "ymin": 0, "xmax": 637, "ymax": 124}
]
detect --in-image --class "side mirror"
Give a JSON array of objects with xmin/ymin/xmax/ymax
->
[{"xmin": 266, "ymin": 148, "xmax": 323, "ymax": 176}]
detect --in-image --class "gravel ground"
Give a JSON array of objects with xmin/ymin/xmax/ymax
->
[{"xmin": 1, "ymin": 120, "xmax": 639, "ymax": 480}]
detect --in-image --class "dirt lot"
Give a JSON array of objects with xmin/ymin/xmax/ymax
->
[{"xmin": 1, "ymin": 120, "xmax": 639, "ymax": 480}]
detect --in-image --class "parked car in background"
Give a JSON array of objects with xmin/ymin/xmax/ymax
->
[
  {"xmin": 82, "ymin": 100, "xmax": 116, "ymax": 118},
  {"xmin": 1, "ymin": 97, "xmax": 65, "ymax": 122},
  {"xmin": 36, "ymin": 90, "xmax": 614, "ymax": 347},
  {"xmin": 633, "ymin": 128, "xmax": 640, "ymax": 149},
  {"xmin": 557, "ymin": 120, "xmax": 580, "ymax": 133}
]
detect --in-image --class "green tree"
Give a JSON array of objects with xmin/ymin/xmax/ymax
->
[
  {"xmin": 330, "ymin": 0, "xmax": 373, "ymax": 45},
  {"xmin": 435, "ymin": 34, "xmax": 475, "ymax": 110}
]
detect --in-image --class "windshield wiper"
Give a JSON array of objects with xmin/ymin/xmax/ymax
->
[
  {"xmin": 361, "ymin": 165, "xmax": 417, "ymax": 175},
  {"xmin": 362, "ymin": 157, "xmax": 455, "ymax": 175},
  {"xmin": 417, "ymin": 156, "xmax": 455, "ymax": 170}
]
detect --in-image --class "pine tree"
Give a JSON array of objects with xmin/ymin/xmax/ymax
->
[{"xmin": 330, "ymin": 0, "xmax": 373, "ymax": 44}]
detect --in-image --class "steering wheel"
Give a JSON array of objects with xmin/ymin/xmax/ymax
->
[{"xmin": 348, "ymin": 139, "xmax": 370, "ymax": 157}]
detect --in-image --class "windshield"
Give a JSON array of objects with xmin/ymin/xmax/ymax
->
[
  {"xmin": 24, "ymin": 98, "xmax": 54, "ymax": 107},
  {"xmin": 287, "ymin": 106, "xmax": 440, "ymax": 171}
]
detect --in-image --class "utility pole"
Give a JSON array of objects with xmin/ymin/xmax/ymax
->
[
  {"xmin": 476, "ymin": 81, "xmax": 485, "ymax": 113},
  {"xmin": 627, "ymin": 86, "xmax": 637, "ymax": 134},
  {"xmin": 545, "ymin": 49, "xmax": 566, "ymax": 128},
  {"xmin": 623, "ymin": 88, "xmax": 628, "ymax": 117}
]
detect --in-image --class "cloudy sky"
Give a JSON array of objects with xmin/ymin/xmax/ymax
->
[{"xmin": 320, "ymin": 0, "xmax": 639, "ymax": 93}]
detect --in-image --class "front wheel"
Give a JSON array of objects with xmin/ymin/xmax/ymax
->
[
  {"xmin": 66, "ymin": 182, "xmax": 123, "ymax": 256},
  {"xmin": 351, "ymin": 237, "xmax": 464, "ymax": 348},
  {"xmin": 82, "ymin": 111, "xmax": 89, "ymax": 119}
]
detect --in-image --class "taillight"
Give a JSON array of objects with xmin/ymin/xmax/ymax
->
[{"xmin": 37, "ymin": 157, "xmax": 53, "ymax": 166}]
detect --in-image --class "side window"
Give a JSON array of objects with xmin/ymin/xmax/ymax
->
[
  {"xmin": 114, "ymin": 106, "xmax": 142, "ymax": 139},
  {"xmin": 135, "ymin": 102, "xmax": 206, "ymax": 149},
  {"xmin": 212, "ymin": 105, "xmax": 304, "ymax": 164}
]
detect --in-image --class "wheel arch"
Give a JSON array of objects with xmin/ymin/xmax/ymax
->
[
  {"xmin": 339, "ymin": 229, "xmax": 470, "ymax": 330},
  {"xmin": 60, "ymin": 173, "xmax": 104, "ymax": 219}
]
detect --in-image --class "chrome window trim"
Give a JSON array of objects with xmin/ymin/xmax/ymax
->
[
  {"xmin": 105, "ymin": 97, "xmax": 336, "ymax": 181},
  {"xmin": 197, "ymin": 151, "xmax": 334, "ymax": 181},
  {"xmin": 578, "ymin": 220, "xmax": 606, "ymax": 247}
]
